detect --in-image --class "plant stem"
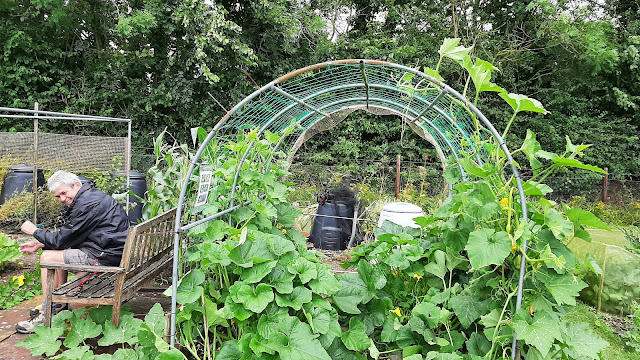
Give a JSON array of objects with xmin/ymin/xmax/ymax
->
[{"xmin": 486, "ymin": 289, "xmax": 517, "ymax": 359}]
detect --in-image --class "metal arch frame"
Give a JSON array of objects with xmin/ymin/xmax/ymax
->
[
  {"xmin": 273, "ymin": 82, "xmax": 479, "ymax": 163},
  {"xmin": 170, "ymin": 60, "xmax": 530, "ymax": 359}
]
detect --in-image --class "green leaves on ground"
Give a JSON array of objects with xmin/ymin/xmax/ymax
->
[{"xmin": 18, "ymin": 304, "xmax": 176, "ymax": 359}]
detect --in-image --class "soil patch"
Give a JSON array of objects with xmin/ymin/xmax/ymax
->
[{"xmin": 600, "ymin": 309, "xmax": 634, "ymax": 335}]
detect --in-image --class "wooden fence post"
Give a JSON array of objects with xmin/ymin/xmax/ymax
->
[
  {"xmin": 395, "ymin": 154, "xmax": 401, "ymax": 199},
  {"xmin": 602, "ymin": 167, "xmax": 608, "ymax": 204}
]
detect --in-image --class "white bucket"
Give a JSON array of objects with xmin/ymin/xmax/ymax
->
[{"xmin": 378, "ymin": 202, "xmax": 424, "ymax": 228}]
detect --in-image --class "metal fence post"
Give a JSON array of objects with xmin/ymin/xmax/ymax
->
[{"xmin": 33, "ymin": 102, "xmax": 39, "ymax": 224}]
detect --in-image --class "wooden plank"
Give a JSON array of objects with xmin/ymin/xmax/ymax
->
[
  {"xmin": 52, "ymin": 296, "xmax": 115, "ymax": 306},
  {"xmin": 40, "ymin": 263, "xmax": 124, "ymax": 273},
  {"xmin": 44, "ymin": 269, "xmax": 55, "ymax": 327}
]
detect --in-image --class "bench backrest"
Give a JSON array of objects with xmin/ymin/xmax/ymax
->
[{"xmin": 119, "ymin": 207, "xmax": 177, "ymax": 280}]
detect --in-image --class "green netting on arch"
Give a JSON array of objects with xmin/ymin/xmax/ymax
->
[{"xmin": 214, "ymin": 59, "xmax": 492, "ymax": 166}]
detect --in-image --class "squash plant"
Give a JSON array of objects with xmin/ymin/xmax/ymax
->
[
  {"xmin": 176, "ymin": 127, "xmax": 349, "ymax": 360},
  {"xmin": 332, "ymin": 38, "xmax": 611, "ymax": 359}
]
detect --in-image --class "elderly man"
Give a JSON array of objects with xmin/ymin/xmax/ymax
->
[{"xmin": 15, "ymin": 170, "xmax": 131, "ymax": 333}]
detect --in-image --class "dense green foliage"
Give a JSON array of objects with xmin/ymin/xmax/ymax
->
[{"xmin": 1, "ymin": 0, "xmax": 638, "ymax": 179}]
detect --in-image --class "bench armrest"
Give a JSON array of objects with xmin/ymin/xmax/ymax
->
[{"xmin": 40, "ymin": 263, "xmax": 125, "ymax": 273}]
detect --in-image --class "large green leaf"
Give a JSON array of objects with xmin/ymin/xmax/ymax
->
[
  {"xmin": 424, "ymin": 250, "xmax": 447, "ymax": 279},
  {"xmin": 287, "ymin": 258, "xmax": 318, "ymax": 284},
  {"xmin": 439, "ymin": 38, "xmax": 472, "ymax": 61},
  {"xmin": 465, "ymin": 229, "xmax": 511, "ymax": 269},
  {"xmin": 498, "ymin": 92, "xmax": 548, "ymax": 114},
  {"xmin": 241, "ymin": 260, "xmax": 277, "ymax": 283},
  {"xmin": 537, "ymin": 271, "xmax": 587, "ymax": 306},
  {"xmin": 272, "ymin": 319, "xmax": 332, "ymax": 360},
  {"xmin": 448, "ymin": 295, "xmax": 491, "ymax": 328},
  {"xmin": 564, "ymin": 206, "xmax": 611, "ymax": 231},
  {"xmin": 64, "ymin": 315, "xmax": 102, "ymax": 348},
  {"xmin": 236, "ymin": 283, "xmax": 274, "ymax": 313},
  {"xmin": 331, "ymin": 273, "xmax": 373, "ymax": 314},
  {"xmin": 275, "ymin": 286, "xmax": 313, "ymax": 310},
  {"xmin": 275, "ymin": 202, "xmax": 302, "ymax": 227},
  {"xmin": 550, "ymin": 158, "xmax": 607, "ymax": 173},
  {"xmin": 52, "ymin": 346, "xmax": 92, "ymax": 360},
  {"xmin": 520, "ymin": 130, "xmax": 543, "ymax": 170},
  {"xmin": 561, "ymin": 322, "xmax": 608, "ymax": 360},
  {"xmin": 216, "ymin": 340, "xmax": 242, "ymax": 360},
  {"xmin": 176, "ymin": 269, "xmax": 205, "ymax": 304},
  {"xmin": 254, "ymin": 198, "xmax": 278, "ymax": 218},
  {"xmin": 308, "ymin": 263, "xmax": 341, "ymax": 295},
  {"xmin": 466, "ymin": 332, "xmax": 491, "ymax": 356},
  {"xmin": 303, "ymin": 301, "xmax": 341, "ymax": 337},
  {"xmin": 412, "ymin": 301, "xmax": 452, "ymax": 328},
  {"xmin": 263, "ymin": 232, "xmax": 296, "ymax": 256},
  {"xmin": 157, "ymin": 349, "xmax": 187, "ymax": 360},
  {"xmin": 342, "ymin": 318, "xmax": 371, "ymax": 351},
  {"xmin": 98, "ymin": 314, "xmax": 143, "ymax": 346},
  {"xmin": 544, "ymin": 208, "xmax": 574, "ymax": 240},
  {"xmin": 228, "ymin": 238, "xmax": 275, "ymax": 268},
  {"xmin": 267, "ymin": 263, "xmax": 296, "ymax": 294},
  {"xmin": 464, "ymin": 57, "xmax": 505, "ymax": 94},
  {"xmin": 200, "ymin": 242, "xmax": 231, "ymax": 267},
  {"xmin": 356, "ymin": 259, "xmax": 386, "ymax": 290},
  {"xmin": 512, "ymin": 309, "xmax": 562, "ymax": 358},
  {"xmin": 16, "ymin": 325, "xmax": 64, "ymax": 357}
]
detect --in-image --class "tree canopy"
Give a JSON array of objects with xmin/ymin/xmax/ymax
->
[{"xmin": 1, "ymin": 0, "xmax": 638, "ymax": 176}]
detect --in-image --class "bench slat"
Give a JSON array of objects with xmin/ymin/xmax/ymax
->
[{"xmin": 41, "ymin": 263, "xmax": 125, "ymax": 273}]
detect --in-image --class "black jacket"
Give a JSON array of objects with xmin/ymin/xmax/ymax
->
[{"xmin": 33, "ymin": 183, "xmax": 131, "ymax": 266}]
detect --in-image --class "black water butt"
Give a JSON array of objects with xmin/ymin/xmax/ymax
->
[
  {"xmin": 77, "ymin": 175, "xmax": 94, "ymax": 186},
  {"xmin": 123, "ymin": 171, "xmax": 147, "ymax": 224},
  {"xmin": 309, "ymin": 200, "xmax": 354, "ymax": 250},
  {"xmin": 0, "ymin": 165, "xmax": 45, "ymax": 205}
]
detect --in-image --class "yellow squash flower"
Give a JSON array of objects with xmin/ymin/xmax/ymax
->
[
  {"xmin": 413, "ymin": 273, "xmax": 423, "ymax": 281},
  {"xmin": 391, "ymin": 308, "xmax": 402, "ymax": 317},
  {"xmin": 500, "ymin": 198, "xmax": 509, "ymax": 210},
  {"xmin": 12, "ymin": 275, "xmax": 25, "ymax": 287}
]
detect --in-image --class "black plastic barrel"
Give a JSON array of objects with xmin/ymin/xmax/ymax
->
[
  {"xmin": 123, "ymin": 171, "xmax": 147, "ymax": 224},
  {"xmin": 309, "ymin": 200, "xmax": 354, "ymax": 250},
  {"xmin": 0, "ymin": 165, "xmax": 45, "ymax": 205},
  {"xmin": 77, "ymin": 175, "xmax": 94, "ymax": 186}
]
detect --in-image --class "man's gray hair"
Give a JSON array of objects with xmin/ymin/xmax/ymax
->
[{"xmin": 47, "ymin": 170, "xmax": 81, "ymax": 192}]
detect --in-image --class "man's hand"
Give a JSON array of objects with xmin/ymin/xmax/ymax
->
[
  {"xmin": 21, "ymin": 221, "xmax": 38, "ymax": 235},
  {"xmin": 19, "ymin": 240, "xmax": 44, "ymax": 254}
]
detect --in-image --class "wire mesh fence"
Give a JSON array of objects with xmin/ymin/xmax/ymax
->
[{"xmin": 0, "ymin": 106, "xmax": 131, "ymax": 230}]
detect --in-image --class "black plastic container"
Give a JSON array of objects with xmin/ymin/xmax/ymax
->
[
  {"xmin": 0, "ymin": 165, "xmax": 45, "ymax": 205},
  {"xmin": 77, "ymin": 175, "xmax": 94, "ymax": 186},
  {"xmin": 310, "ymin": 200, "xmax": 354, "ymax": 250},
  {"xmin": 121, "ymin": 171, "xmax": 147, "ymax": 224}
]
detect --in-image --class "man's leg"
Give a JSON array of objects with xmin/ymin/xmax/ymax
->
[
  {"xmin": 16, "ymin": 250, "xmax": 65, "ymax": 334},
  {"xmin": 39, "ymin": 250, "xmax": 65, "ymax": 298}
]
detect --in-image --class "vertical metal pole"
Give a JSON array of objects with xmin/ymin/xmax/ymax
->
[
  {"xmin": 32, "ymin": 103, "xmax": 39, "ymax": 224},
  {"xmin": 395, "ymin": 155, "xmax": 401, "ymax": 199},
  {"xmin": 125, "ymin": 120, "xmax": 132, "ymax": 216},
  {"xmin": 602, "ymin": 167, "xmax": 608, "ymax": 204}
]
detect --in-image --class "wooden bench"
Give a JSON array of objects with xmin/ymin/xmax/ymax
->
[{"xmin": 40, "ymin": 207, "xmax": 178, "ymax": 327}]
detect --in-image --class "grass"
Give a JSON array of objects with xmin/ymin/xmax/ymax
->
[
  {"xmin": 566, "ymin": 303, "xmax": 639, "ymax": 360},
  {"xmin": 564, "ymin": 229, "xmax": 639, "ymax": 359}
]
